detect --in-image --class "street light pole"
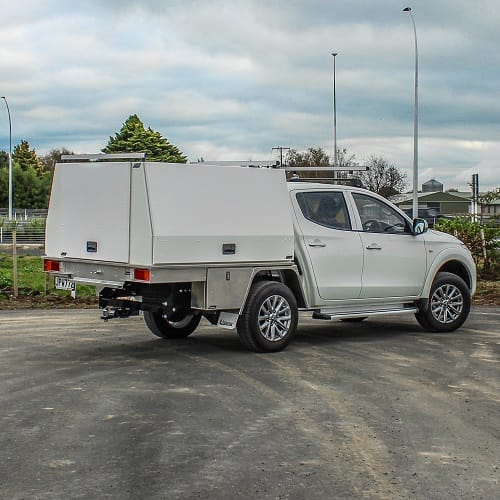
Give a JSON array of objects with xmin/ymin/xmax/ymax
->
[
  {"xmin": 403, "ymin": 7, "xmax": 419, "ymax": 219},
  {"xmin": 332, "ymin": 52, "xmax": 338, "ymax": 172},
  {"xmin": 1, "ymin": 96, "xmax": 17, "ymax": 297},
  {"xmin": 1, "ymin": 96, "xmax": 13, "ymax": 220}
]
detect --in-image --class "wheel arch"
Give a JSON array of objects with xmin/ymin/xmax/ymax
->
[
  {"xmin": 437, "ymin": 260, "xmax": 472, "ymax": 289},
  {"xmin": 249, "ymin": 268, "xmax": 307, "ymax": 309},
  {"xmin": 422, "ymin": 256, "xmax": 476, "ymax": 298}
]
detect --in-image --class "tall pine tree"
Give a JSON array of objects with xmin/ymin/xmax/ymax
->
[
  {"xmin": 102, "ymin": 115, "xmax": 187, "ymax": 163},
  {"xmin": 0, "ymin": 141, "xmax": 52, "ymax": 208},
  {"xmin": 13, "ymin": 140, "xmax": 43, "ymax": 173}
]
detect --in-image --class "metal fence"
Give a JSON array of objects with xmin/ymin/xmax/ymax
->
[
  {"xmin": 0, "ymin": 209, "xmax": 48, "ymax": 221},
  {"xmin": 0, "ymin": 225, "xmax": 45, "ymax": 245},
  {"xmin": 0, "ymin": 209, "xmax": 47, "ymax": 246}
]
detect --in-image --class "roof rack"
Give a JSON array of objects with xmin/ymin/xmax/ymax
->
[
  {"xmin": 190, "ymin": 161, "xmax": 368, "ymax": 187},
  {"xmin": 192, "ymin": 162, "xmax": 368, "ymax": 172},
  {"xmin": 283, "ymin": 165, "xmax": 368, "ymax": 188},
  {"xmin": 60, "ymin": 153, "xmax": 146, "ymax": 162},
  {"xmin": 284, "ymin": 165, "xmax": 368, "ymax": 172},
  {"xmin": 288, "ymin": 177, "xmax": 364, "ymax": 187},
  {"xmin": 190, "ymin": 160, "xmax": 279, "ymax": 168}
]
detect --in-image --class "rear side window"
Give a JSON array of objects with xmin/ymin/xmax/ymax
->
[{"xmin": 296, "ymin": 192, "xmax": 351, "ymax": 230}]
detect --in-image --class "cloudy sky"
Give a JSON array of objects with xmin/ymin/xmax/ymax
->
[{"xmin": 0, "ymin": 0, "xmax": 499, "ymax": 191}]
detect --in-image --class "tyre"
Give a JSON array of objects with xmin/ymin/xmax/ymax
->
[
  {"xmin": 144, "ymin": 310, "xmax": 201, "ymax": 339},
  {"xmin": 415, "ymin": 272, "xmax": 471, "ymax": 332},
  {"xmin": 237, "ymin": 281, "xmax": 298, "ymax": 352}
]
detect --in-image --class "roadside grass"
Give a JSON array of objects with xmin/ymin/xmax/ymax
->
[
  {"xmin": 0, "ymin": 255, "xmax": 498, "ymax": 308},
  {"xmin": 0, "ymin": 255, "xmax": 96, "ymax": 307}
]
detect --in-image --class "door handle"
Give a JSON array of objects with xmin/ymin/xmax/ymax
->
[
  {"xmin": 309, "ymin": 239, "xmax": 326, "ymax": 248},
  {"xmin": 366, "ymin": 243, "xmax": 382, "ymax": 250}
]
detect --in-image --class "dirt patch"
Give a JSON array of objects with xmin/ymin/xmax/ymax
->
[
  {"xmin": 472, "ymin": 281, "xmax": 500, "ymax": 306},
  {"xmin": 0, "ymin": 290, "xmax": 98, "ymax": 310}
]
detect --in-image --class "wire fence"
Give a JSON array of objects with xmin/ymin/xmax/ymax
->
[
  {"xmin": 0, "ymin": 211, "xmax": 45, "ymax": 247},
  {"xmin": 0, "ymin": 209, "xmax": 47, "ymax": 247},
  {"xmin": 0, "ymin": 209, "xmax": 48, "ymax": 221},
  {"xmin": 0, "ymin": 225, "xmax": 45, "ymax": 246}
]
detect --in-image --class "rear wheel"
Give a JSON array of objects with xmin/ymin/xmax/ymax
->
[
  {"xmin": 144, "ymin": 310, "xmax": 201, "ymax": 339},
  {"xmin": 237, "ymin": 281, "xmax": 298, "ymax": 352},
  {"xmin": 415, "ymin": 272, "xmax": 470, "ymax": 332}
]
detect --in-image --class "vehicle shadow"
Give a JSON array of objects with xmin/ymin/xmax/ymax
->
[
  {"xmin": 294, "ymin": 318, "xmax": 423, "ymax": 345},
  {"xmin": 72, "ymin": 317, "xmax": 425, "ymax": 362}
]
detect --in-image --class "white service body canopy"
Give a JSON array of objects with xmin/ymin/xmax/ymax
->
[{"xmin": 45, "ymin": 161, "xmax": 294, "ymax": 266}]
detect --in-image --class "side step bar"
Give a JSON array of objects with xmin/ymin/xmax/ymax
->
[{"xmin": 312, "ymin": 307, "xmax": 417, "ymax": 321}]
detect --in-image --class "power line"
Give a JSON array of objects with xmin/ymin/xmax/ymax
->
[{"xmin": 272, "ymin": 146, "xmax": 291, "ymax": 166}]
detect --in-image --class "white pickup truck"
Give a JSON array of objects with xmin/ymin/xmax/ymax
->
[{"xmin": 44, "ymin": 154, "xmax": 476, "ymax": 352}]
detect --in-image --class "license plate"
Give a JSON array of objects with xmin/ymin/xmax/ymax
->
[{"xmin": 55, "ymin": 277, "xmax": 76, "ymax": 291}]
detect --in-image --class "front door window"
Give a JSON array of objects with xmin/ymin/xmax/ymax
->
[{"xmin": 352, "ymin": 193, "xmax": 411, "ymax": 234}]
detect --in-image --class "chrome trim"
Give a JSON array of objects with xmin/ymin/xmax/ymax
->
[{"xmin": 317, "ymin": 307, "xmax": 417, "ymax": 320}]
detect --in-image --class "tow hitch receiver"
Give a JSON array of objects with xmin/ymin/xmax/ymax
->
[{"xmin": 100, "ymin": 305, "xmax": 140, "ymax": 321}]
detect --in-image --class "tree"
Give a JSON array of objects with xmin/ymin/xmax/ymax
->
[
  {"xmin": 479, "ymin": 188, "xmax": 500, "ymax": 205},
  {"xmin": 0, "ymin": 150, "xmax": 8, "ymax": 169},
  {"xmin": 287, "ymin": 147, "xmax": 330, "ymax": 167},
  {"xmin": 286, "ymin": 147, "xmax": 357, "ymax": 169},
  {"xmin": 12, "ymin": 164, "xmax": 52, "ymax": 208},
  {"xmin": 336, "ymin": 148, "xmax": 357, "ymax": 169},
  {"xmin": 286, "ymin": 147, "xmax": 360, "ymax": 182},
  {"xmin": 39, "ymin": 147, "xmax": 73, "ymax": 172},
  {"xmin": 286, "ymin": 147, "xmax": 330, "ymax": 180},
  {"xmin": 13, "ymin": 140, "xmax": 43, "ymax": 173},
  {"xmin": 358, "ymin": 155, "xmax": 407, "ymax": 198},
  {"xmin": 0, "ymin": 142, "xmax": 52, "ymax": 209},
  {"xmin": 102, "ymin": 114, "xmax": 187, "ymax": 163},
  {"xmin": 0, "ymin": 165, "xmax": 8, "ymax": 207},
  {"xmin": 435, "ymin": 217, "xmax": 499, "ymax": 279}
]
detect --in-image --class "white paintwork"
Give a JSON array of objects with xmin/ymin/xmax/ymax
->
[
  {"xmin": 46, "ymin": 161, "xmax": 294, "ymax": 266},
  {"xmin": 46, "ymin": 162, "xmax": 131, "ymax": 263},
  {"xmin": 357, "ymin": 232, "xmax": 426, "ymax": 298},
  {"xmin": 288, "ymin": 182, "xmax": 475, "ymax": 306},
  {"xmin": 129, "ymin": 165, "xmax": 153, "ymax": 266},
  {"xmin": 421, "ymin": 231, "xmax": 477, "ymax": 296},
  {"xmin": 290, "ymin": 192, "xmax": 363, "ymax": 300},
  {"xmin": 145, "ymin": 163, "xmax": 294, "ymax": 265}
]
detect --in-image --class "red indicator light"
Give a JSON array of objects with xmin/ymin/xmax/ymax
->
[
  {"xmin": 44, "ymin": 259, "xmax": 60, "ymax": 272},
  {"xmin": 133, "ymin": 268, "xmax": 150, "ymax": 281}
]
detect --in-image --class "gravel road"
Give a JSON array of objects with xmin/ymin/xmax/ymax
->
[{"xmin": 0, "ymin": 307, "xmax": 498, "ymax": 499}]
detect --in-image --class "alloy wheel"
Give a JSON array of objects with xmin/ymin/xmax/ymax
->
[
  {"xmin": 430, "ymin": 284, "xmax": 464, "ymax": 324},
  {"xmin": 258, "ymin": 295, "xmax": 292, "ymax": 341}
]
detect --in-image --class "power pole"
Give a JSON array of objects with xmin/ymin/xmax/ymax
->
[
  {"xmin": 471, "ymin": 173, "xmax": 479, "ymax": 222},
  {"xmin": 272, "ymin": 146, "xmax": 290, "ymax": 166}
]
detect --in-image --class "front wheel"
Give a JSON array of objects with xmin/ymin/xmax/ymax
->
[
  {"xmin": 237, "ymin": 281, "xmax": 298, "ymax": 352},
  {"xmin": 415, "ymin": 272, "xmax": 471, "ymax": 332},
  {"xmin": 144, "ymin": 310, "xmax": 201, "ymax": 339}
]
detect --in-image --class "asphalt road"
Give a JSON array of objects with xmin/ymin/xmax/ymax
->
[{"xmin": 0, "ymin": 307, "xmax": 498, "ymax": 499}]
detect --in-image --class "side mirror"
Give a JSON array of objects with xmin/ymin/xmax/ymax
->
[{"xmin": 412, "ymin": 218, "xmax": 428, "ymax": 235}]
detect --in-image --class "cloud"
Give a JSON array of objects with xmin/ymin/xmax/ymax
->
[{"xmin": 0, "ymin": 0, "xmax": 497, "ymax": 193}]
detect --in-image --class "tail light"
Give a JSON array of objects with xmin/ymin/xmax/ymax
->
[
  {"xmin": 133, "ymin": 268, "xmax": 151, "ymax": 281},
  {"xmin": 44, "ymin": 259, "xmax": 61, "ymax": 272}
]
